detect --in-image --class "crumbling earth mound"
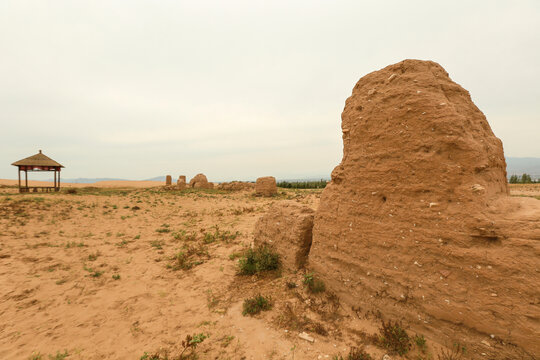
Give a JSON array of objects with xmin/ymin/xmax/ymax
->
[
  {"xmin": 189, "ymin": 173, "xmax": 213, "ymax": 189},
  {"xmin": 255, "ymin": 176, "xmax": 277, "ymax": 197},
  {"xmin": 177, "ymin": 175, "xmax": 187, "ymax": 190},
  {"xmin": 254, "ymin": 201, "xmax": 314, "ymax": 271},
  {"xmin": 217, "ymin": 181, "xmax": 255, "ymax": 191},
  {"xmin": 310, "ymin": 59, "xmax": 540, "ymax": 358}
]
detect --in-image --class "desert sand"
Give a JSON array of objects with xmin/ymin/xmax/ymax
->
[
  {"xmin": 0, "ymin": 179, "xmax": 164, "ymax": 189},
  {"xmin": 0, "ymin": 185, "xmax": 328, "ymax": 359},
  {"xmin": 0, "ymin": 183, "xmax": 538, "ymax": 360}
]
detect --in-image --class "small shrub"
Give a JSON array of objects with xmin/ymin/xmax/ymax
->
[
  {"xmin": 65, "ymin": 241, "xmax": 86, "ymax": 248},
  {"xmin": 48, "ymin": 351, "xmax": 69, "ymax": 360},
  {"xmin": 437, "ymin": 343, "xmax": 467, "ymax": 360},
  {"xmin": 237, "ymin": 245, "xmax": 280, "ymax": 275},
  {"xmin": 84, "ymin": 265, "xmax": 103, "ymax": 278},
  {"xmin": 139, "ymin": 353, "xmax": 159, "ymax": 360},
  {"xmin": 88, "ymin": 252, "xmax": 100, "ymax": 261},
  {"xmin": 66, "ymin": 188, "xmax": 77, "ymax": 194},
  {"xmin": 378, "ymin": 320, "xmax": 411, "ymax": 356},
  {"xmin": 28, "ymin": 352, "xmax": 43, "ymax": 360},
  {"xmin": 203, "ymin": 226, "xmax": 240, "ymax": 244},
  {"xmin": 179, "ymin": 333, "xmax": 208, "ymax": 358},
  {"xmin": 242, "ymin": 294, "xmax": 272, "ymax": 316},
  {"xmin": 303, "ymin": 272, "xmax": 326, "ymax": 293},
  {"xmin": 90, "ymin": 270, "xmax": 103, "ymax": 278},
  {"xmin": 333, "ymin": 347, "xmax": 373, "ymax": 360},
  {"xmin": 170, "ymin": 251, "xmax": 194, "ymax": 270},
  {"xmin": 156, "ymin": 224, "xmax": 171, "ymax": 233},
  {"xmin": 414, "ymin": 334, "xmax": 427, "ymax": 353},
  {"xmin": 112, "ymin": 274, "xmax": 121, "ymax": 280},
  {"xmin": 286, "ymin": 281, "xmax": 297, "ymax": 289},
  {"xmin": 150, "ymin": 240, "xmax": 163, "ymax": 250}
]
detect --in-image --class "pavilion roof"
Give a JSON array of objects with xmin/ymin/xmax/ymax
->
[{"xmin": 11, "ymin": 150, "xmax": 64, "ymax": 168}]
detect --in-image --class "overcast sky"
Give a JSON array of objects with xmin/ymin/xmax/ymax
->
[{"xmin": 1, "ymin": 0, "xmax": 539, "ymax": 181}]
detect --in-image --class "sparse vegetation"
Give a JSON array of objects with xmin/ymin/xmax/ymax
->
[
  {"xmin": 65, "ymin": 241, "xmax": 86, "ymax": 248},
  {"xmin": 156, "ymin": 224, "xmax": 171, "ymax": 233},
  {"xmin": 333, "ymin": 347, "xmax": 373, "ymax": 360},
  {"xmin": 48, "ymin": 350, "xmax": 69, "ymax": 360},
  {"xmin": 286, "ymin": 281, "xmax": 297, "ymax": 289},
  {"xmin": 378, "ymin": 320, "xmax": 411, "ymax": 356},
  {"xmin": 437, "ymin": 343, "xmax": 467, "ymax": 360},
  {"xmin": 414, "ymin": 334, "xmax": 428, "ymax": 353},
  {"xmin": 303, "ymin": 272, "xmax": 326, "ymax": 293},
  {"xmin": 88, "ymin": 251, "xmax": 100, "ymax": 261},
  {"xmin": 237, "ymin": 245, "xmax": 280, "ymax": 275},
  {"xmin": 84, "ymin": 265, "xmax": 103, "ymax": 278},
  {"xmin": 242, "ymin": 294, "xmax": 272, "ymax": 315},
  {"xmin": 202, "ymin": 226, "xmax": 239, "ymax": 244}
]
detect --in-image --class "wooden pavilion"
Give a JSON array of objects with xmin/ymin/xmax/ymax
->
[{"xmin": 11, "ymin": 150, "xmax": 64, "ymax": 193}]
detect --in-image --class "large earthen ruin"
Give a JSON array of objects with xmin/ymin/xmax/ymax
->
[
  {"xmin": 189, "ymin": 173, "xmax": 213, "ymax": 189},
  {"xmin": 255, "ymin": 176, "xmax": 277, "ymax": 197},
  {"xmin": 309, "ymin": 60, "xmax": 540, "ymax": 358}
]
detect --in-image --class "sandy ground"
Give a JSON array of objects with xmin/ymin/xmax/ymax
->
[
  {"xmin": 0, "ymin": 186, "xmax": 382, "ymax": 360},
  {"xmin": 0, "ymin": 179, "xmax": 163, "ymax": 189},
  {"xmin": 0, "ymin": 183, "xmax": 538, "ymax": 359},
  {"xmin": 509, "ymin": 183, "xmax": 540, "ymax": 198}
]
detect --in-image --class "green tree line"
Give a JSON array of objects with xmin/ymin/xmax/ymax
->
[
  {"xmin": 509, "ymin": 173, "xmax": 538, "ymax": 184},
  {"xmin": 277, "ymin": 180, "xmax": 328, "ymax": 189}
]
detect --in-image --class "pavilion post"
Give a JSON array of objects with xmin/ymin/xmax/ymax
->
[
  {"xmin": 25, "ymin": 169, "xmax": 28, "ymax": 189},
  {"xmin": 18, "ymin": 168, "xmax": 21, "ymax": 192},
  {"xmin": 58, "ymin": 168, "xmax": 61, "ymax": 191},
  {"xmin": 54, "ymin": 170, "xmax": 56, "ymax": 188}
]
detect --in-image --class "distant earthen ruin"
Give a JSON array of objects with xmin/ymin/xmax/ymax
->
[
  {"xmin": 217, "ymin": 181, "xmax": 255, "ymax": 191},
  {"xmin": 255, "ymin": 176, "xmax": 277, "ymax": 196},
  {"xmin": 189, "ymin": 173, "xmax": 213, "ymax": 189},
  {"xmin": 177, "ymin": 175, "xmax": 187, "ymax": 190},
  {"xmin": 165, "ymin": 175, "xmax": 172, "ymax": 186}
]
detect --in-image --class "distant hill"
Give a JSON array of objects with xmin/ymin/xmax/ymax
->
[
  {"xmin": 144, "ymin": 176, "xmax": 166, "ymax": 182},
  {"xmin": 506, "ymin": 157, "xmax": 540, "ymax": 179},
  {"xmin": 48, "ymin": 177, "xmax": 127, "ymax": 183}
]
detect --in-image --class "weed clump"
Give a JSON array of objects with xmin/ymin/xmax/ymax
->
[
  {"xmin": 168, "ymin": 243, "xmax": 207, "ymax": 271},
  {"xmin": 303, "ymin": 272, "xmax": 326, "ymax": 293},
  {"xmin": 242, "ymin": 294, "xmax": 272, "ymax": 316},
  {"xmin": 437, "ymin": 343, "xmax": 467, "ymax": 360},
  {"xmin": 139, "ymin": 333, "xmax": 208, "ymax": 360},
  {"xmin": 378, "ymin": 320, "xmax": 411, "ymax": 356},
  {"xmin": 333, "ymin": 347, "xmax": 373, "ymax": 360},
  {"xmin": 155, "ymin": 224, "xmax": 171, "ymax": 234},
  {"xmin": 203, "ymin": 225, "xmax": 240, "ymax": 244},
  {"xmin": 414, "ymin": 334, "xmax": 427, "ymax": 353},
  {"xmin": 286, "ymin": 281, "xmax": 297, "ymax": 289},
  {"xmin": 237, "ymin": 245, "xmax": 280, "ymax": 275}
]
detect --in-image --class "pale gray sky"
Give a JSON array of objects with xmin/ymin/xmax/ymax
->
[{"xmin": 1, "ymin": 0, "xmax": 539, "ymax": 181}]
